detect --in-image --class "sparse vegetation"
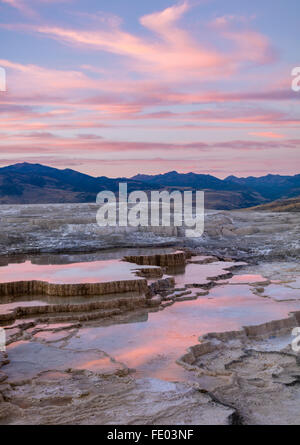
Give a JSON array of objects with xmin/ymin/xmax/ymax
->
[{"xmin": 245, "ymin": 196, "xmax": 300, "ymax": 212}]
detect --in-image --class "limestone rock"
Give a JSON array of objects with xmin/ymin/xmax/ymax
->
[{"xmin": 2, "ymin": 373, "xmax": 235, "ymax": 425}]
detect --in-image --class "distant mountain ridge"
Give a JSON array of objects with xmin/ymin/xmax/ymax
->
[
  {"xmin": 132, "ymin": 171, "xmax": 300, "ymax": 202},
  {"xmin": 0, "ymin": 163, "xmax": 299, "ymax": 209},
  {"xmin": 133, "ymin": 171, "xmax": 235, "ymax": 190},
  {"xmin": 224, "ymin": 174, "xmax": 300, "ymax": 201},
  {"xmin": 0, "ymin": 163, "xmax": 158, "ymax": 205}
]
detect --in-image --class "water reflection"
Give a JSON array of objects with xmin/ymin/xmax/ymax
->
[
  {"xmin": 0, "ymin": 259, "xmax": 144, "ymax": 284},
  {"xmin": 3, "ymin": 253, "xmax": 300, "ymax": 385},
  {"xmin": 64, "ymin": 284, "xmax": 300, "ymax": 381}
]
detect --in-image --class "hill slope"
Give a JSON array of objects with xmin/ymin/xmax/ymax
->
[
  {"xmin": 0, "ymin": 163, "xmax": 299, "ymax": 209},
  {"xmin": 132, "ymin": 171, "xmax": 248, "ymax": 191},
  {"xmin": 245, "ymin": 196, "xmax": 300, "ymax": 212},
  {"xmin": 224, "ymin": 174, "xmax": 300, "ymax": 201},
  {"xmin": 0, "ymin": 163, "xmax": 157, "ymax": 204}
]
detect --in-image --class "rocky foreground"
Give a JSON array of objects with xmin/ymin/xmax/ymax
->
[
  {"xmin": 0, "ymin": 203, "xmax": 299, "ymax": 261},
  {"xmin": 0, "ymin": 205, "xmax": 300, "ymax": 425},
  {"xmin": 179, "ymin": 314, "xmax": 300, "ymax": 425},
  {"xmin": 0, "ymin": 251, "xmax": 242, "ymax": 425}
]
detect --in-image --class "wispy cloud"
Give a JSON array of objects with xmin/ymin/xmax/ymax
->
[
  {"xmin": 0, "ymin": 1, "xmax": 298, "ymax": 177},
  {"xmin": 2, "ymin": 1, "xmax": 276, "ymax": 80},
  {"xmin": 249, "ymin": 131, "xmax": 285, "ymax": 139}
]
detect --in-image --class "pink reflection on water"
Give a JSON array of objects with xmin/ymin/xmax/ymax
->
[
  {"xmin": 0, "ymin": 259, "xmax": 140, "ymax": 284},
  {"xmin": 66, "ymin": 284, "xmax": 300, "ymax": 382},
  {"xmin": 34, "ymin": 330, "xmax": 72, "ymax": 342},
  {"xmin": 226, "ymin": 274, "xmax": 269, "ymax": 284}
]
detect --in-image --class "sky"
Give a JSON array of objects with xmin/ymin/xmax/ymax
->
[{"xmin": 0, "ymin": 0, "xmax": 299, "ymax": 178}]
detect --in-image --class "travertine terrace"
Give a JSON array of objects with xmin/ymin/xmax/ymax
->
[
  {"xmin": 124, "ymin": 250, "xmax": 187, "ymax": 266},
  {"xmin": 1, "ymin": 232, "xmax": 300, "ymax": 424},
  {"xmin": 1, "ymin": 204, "xmax": 299, "ymax": 261},
  {"xmin": 0, "ymin": 253, "xmax": 181, "ymax": 324},
  {"xmin": 178, "ymin": 311, "xmax": 300, "ymax": 424}
]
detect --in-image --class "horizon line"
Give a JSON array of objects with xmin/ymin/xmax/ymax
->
[{"xmin": 0, "ymin": 161, "xmax": 299, "ymax": 181}]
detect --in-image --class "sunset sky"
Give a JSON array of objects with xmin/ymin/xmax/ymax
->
[{"xmin": 0, "ymin": 0, "xmax": 299, "ymax": 178}]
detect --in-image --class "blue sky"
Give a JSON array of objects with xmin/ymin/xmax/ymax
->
[{"xmin": 0, "ymin": 0, "xmax": 299, "ymax": 177}]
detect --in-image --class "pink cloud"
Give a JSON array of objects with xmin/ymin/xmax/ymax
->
[
  {"xmin": 211, "ymin": 14, "xmax": 276, "ymax": 66},
  {"xmin": 2, "ymin": 0, "xmax": 72, "ymax": 18},
  {"xmin": 1, "ymin": 134, "xmax": 299, "ymax": 154},
  {"xmin": 0, "ymin": 59, "xmax": 99, "ymax": 95},
  {"xmin": 249, "ymin": 131, "xmax": 285, "ymax": 139},
  {"xmin": 4, "ymin": 1, "xmax": 276, "ymax": 81},
  {"xmin": 0, "ymin": 1, "xmax": 298, "ymax": 180},
  {"xmin": 2, "ymin": 0, "xmax": 36, "ymax": 17},
  {"xmin": 0, "ymin": 145, "xmax": 299, "ymax": 178}
]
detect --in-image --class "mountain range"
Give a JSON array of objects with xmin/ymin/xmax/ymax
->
[{"xmin": 0, "ymin": 163, "xmax": 299, "ymax": 210}]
